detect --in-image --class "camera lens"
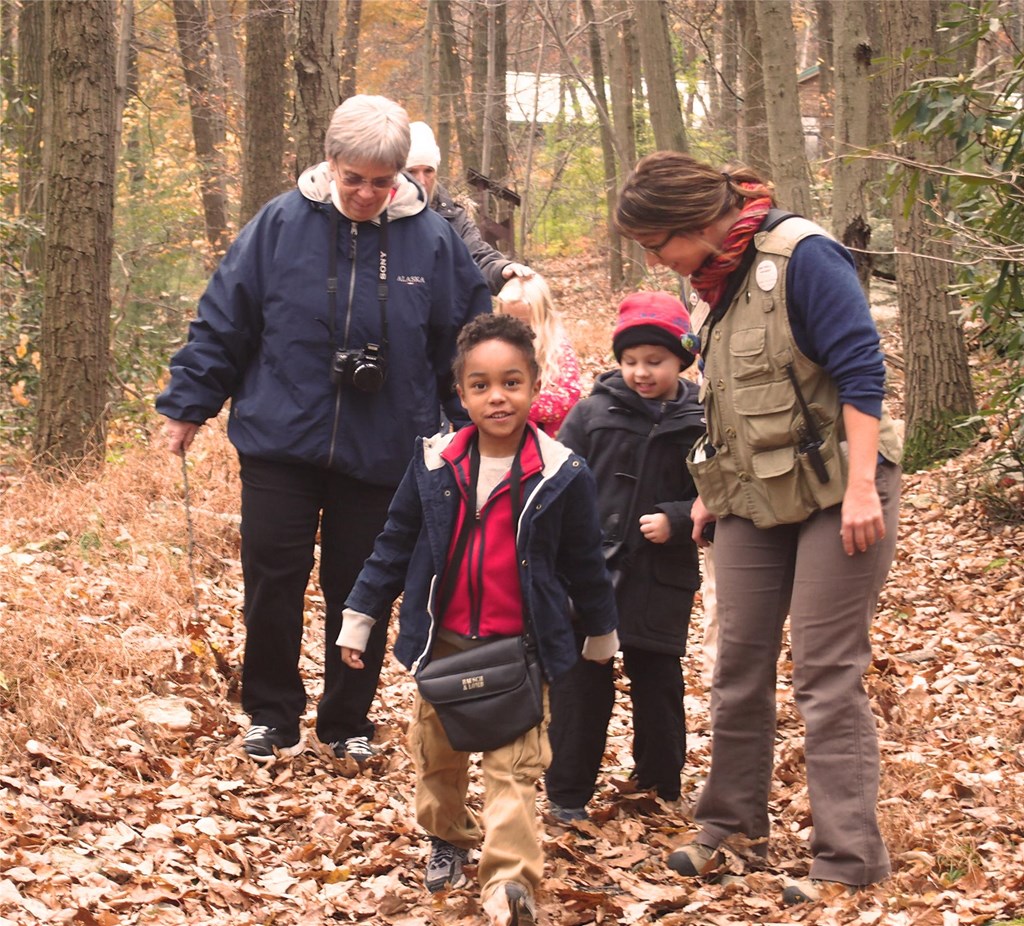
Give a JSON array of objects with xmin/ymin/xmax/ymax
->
[{"xmin": 352, "ymin": 361, "xmax": 385, "ymax": 393}]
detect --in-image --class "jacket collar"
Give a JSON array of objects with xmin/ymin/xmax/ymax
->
[{"xmin": 296, "ymin": 162, "xmax": 427, "ymax": 222}]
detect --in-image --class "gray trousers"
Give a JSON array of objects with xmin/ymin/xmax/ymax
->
[{"xmin": 694, "ymin": 460, "xmax": 900, "ymax": 886}]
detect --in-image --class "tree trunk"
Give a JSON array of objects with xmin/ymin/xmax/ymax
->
[
  {"xmin": 173, "ymin": 0, "xmax": 231, "ymax": 264},
  {"xmin": 470, "ymin": 2, "xmax": 488, "ymax": 160},
  {"xmin": 1, "ymin": 0, "xmax": 15, "ymax": 215},
  {"xmin": 16, "ymin": 0, "xmax": 45, "ymax": 276},
  {"xmin": 880, "ymin": 0, "xmax": 975, "ymax": 464},
  {"xmin": 606, "ymin": 0, "xmax": 640, "ymax": 283},
  {"xmin": 815, "ymin": 0, "xmax": 834, "ymax": 161},
  {"xmin": 436, "ymin": 0, "xmax": 477, "ymax": 172},
  {"xmin": 209, "ymin": 0, "xmax": 244, "ymax": 125},
  {"xmin": 241, "ymin": 0, "xmax": 288, "ymax": 225},
  {"xmin": 737, "ymin": 0, "xmax": 770, "ymax": 175},
  {"xmin": 339, "ymin": 0, "xmax": 361, "ymax": 101},
  {"xmin": 832, "ymin": 0, "xmax": 874, "ymax": 296},
  {"xmin": 717, "ymin": 0, "xmax": 740, "ymax": 144},
  {"xmin": 35, "ymin": 0, "xmax": 118, "ymax": 471},
  {"xmin": 633, "ymin": 0, "xmax": 688, "ymax": 152},
  {"xmin": 421, "ymin": 0, "xmax": 435, "ymax": 123},
  {"xmin": 755, "ymin": 0, "xmax": 814, "ymax": 216},
  {"xmin": 582, "ymin": 0, "xmax": 623, "ymax": 288},
  {"xmin": 294, "ymin": 0, "xmax": 340, "ymax": 176}
]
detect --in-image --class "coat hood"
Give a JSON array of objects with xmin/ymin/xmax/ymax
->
[{"xmin": 296, "ymin": 162, "xmax": 427, "ymax": 222}]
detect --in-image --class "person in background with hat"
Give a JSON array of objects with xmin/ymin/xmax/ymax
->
[
  {"xmin": 544, "ymin": 291, "xmax": 707, "ymax": 822},
  {"xmin": 405, "ymin": 121, "xmax": 533, "ymax": 295}
]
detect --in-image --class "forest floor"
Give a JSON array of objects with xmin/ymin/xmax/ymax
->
[{"xmin": 1, "ymin": 256, "xmax": 1022, "ymax": 926}]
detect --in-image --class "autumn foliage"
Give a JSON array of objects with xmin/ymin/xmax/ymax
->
[{"xmin": 1, "ymin": 258, "xmax": 1023, "ymax": 924}]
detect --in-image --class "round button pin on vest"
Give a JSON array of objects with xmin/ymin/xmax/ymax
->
[{"xmin": 755, "ymin": 259, "xmax": 778, "ymax": 291}]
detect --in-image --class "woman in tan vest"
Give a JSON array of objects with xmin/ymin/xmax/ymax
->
[{"xmin": 615, "ymin": 152, "xmax": 902, "ymax": 906}]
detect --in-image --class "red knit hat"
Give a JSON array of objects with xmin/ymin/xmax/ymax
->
[{"xmin": 612, "ymin": 291, "xmax": 694, "ymax": 368}]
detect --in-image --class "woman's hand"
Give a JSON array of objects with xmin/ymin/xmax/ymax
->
[
  {"xmin": 690, "ymin": 496, "xmax": 716, "ymax": 548},
  {"xmin": 341, "ymin": 647, "xmax": 365, "ymax": 669},
  {"xmin": 639, "ymin": 512, "xmax": 671, "ymax": 544},
  {"xmin": 840, "ymin": 405, "xmax": 885, "ymax": 556},
  {"xmin": 163, "ymin": 418, "xmax": 200, "ymax": 456},
  {"xmin": 841, "ymin": 479, "xmax": 884, "ymax": 555}
]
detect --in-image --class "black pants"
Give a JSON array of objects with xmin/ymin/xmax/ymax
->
[
  {"xmin": 238, "ymin": 454, "xmax": 395, "ymax": 744},
  {"xmin": 546, "ymin": 641, "xmax": 687, "ymax": 806}
]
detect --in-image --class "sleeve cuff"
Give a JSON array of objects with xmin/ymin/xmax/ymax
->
[
  {"xmin": 337, "ymin": 609, "xmax": 376, "ymax": 652},
  {"xmin": 582, "ymin": 630, "xmax": 619, "ymax": 662}
]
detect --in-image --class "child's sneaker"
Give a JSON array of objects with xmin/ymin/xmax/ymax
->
[
  {"xmin": 666, "ymin": 840, "xmax": 725, "ymax": 877},
  {"xmin": 329, "ymin": 735, "xmax": 378, "ymax": 763},
  {"xmin": 425, "ymin": 836, "xmax": 469, "ymax": 893},
  {"xmin": 242, "ymin": 725, "xmax": 302, "ymax": 763},
  {"xmin": 547, "ymin": 801, "xmax": 589, "ymax": 823},
  {"xmin": 482, "ymin": 881, "xmax": 536, "ymax": 926},
  {"xmin": 781, "ymin": 878, "xmax": 855, "ymax": 905}
]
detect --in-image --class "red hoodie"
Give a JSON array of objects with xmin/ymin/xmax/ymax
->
[{"xmin": 437, "ymin": 425, "xmax": 544, "ymax": 639}]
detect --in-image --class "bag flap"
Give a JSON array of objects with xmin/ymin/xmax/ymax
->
[{"xmin": 416, "ymin": 637, "xmax": 529, "ymax": 705}]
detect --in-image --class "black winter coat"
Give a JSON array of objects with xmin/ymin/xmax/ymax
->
[
  {"xmin": 557, "ymin": 371, "xmax": 705, "ymax": 655},
  {"xmin": 432, "ymin": 182, "xmax": 511, "ymax": 295}
]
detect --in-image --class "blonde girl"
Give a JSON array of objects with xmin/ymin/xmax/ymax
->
[{"xmin": 495, "ymin": 274, "xmax": 582, "ymax": 435}]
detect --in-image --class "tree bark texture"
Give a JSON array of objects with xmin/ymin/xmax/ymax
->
[
  {"xmin": 339, "ymin": 0, "xmax": 361, "ymax": 101},
  {"xmin": 832, "ymin": 0, "xmax": 874, "ymax": 296},
  {"xmin": 605, "ymin": 0, "xmax": 641, "ymax": 284},
  {"xmin": 582, "ymin": 0, "xmax": 623, "ymax": 288},
  {"xmin": 173, "ymin": 0, "xmax": 231, "ymax": 263},
  {"xmin": 736, "ymin": 0, "xmax": 770, "ymax": 176},
  {"xmin": 436, "ymin": 0, "xmax": 477, "ymax": 172},
  {"xmin": 717, "ymin": 0, "xmax": 740, "ymax": 144},
  {"xmin": 294, "ymin": 0, "xmax": 340, "ymax": 176},
  {"xmin": 633, "ymin": 0, "xmax": 688, "ymax": 153},
  {"xmin": 241, "ymin": 0, "xmax": 288, "ymax": 225},
  {"xmin": 16, "ymin": 0, "xmax": 45, "ymax": 223},
  {"xmin": 880, "ymin": 0, "xmax": 975, "ymax": 447},
  {"xmin": 755, "ymin": 0, "xmax": 814, "ymax": 216},
  {"xmin": 814, "ymin": 0, "xmax": 834, "ymax": 159},
  {"xmin": 35, "ymin": 0, "xmax": 118, "ymax": 469}
]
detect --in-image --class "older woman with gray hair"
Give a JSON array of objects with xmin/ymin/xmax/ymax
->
[{"xmin": 157, "ymin": 95, "xmax": 491, "ymax": 765}]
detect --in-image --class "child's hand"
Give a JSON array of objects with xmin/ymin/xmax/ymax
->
[
  {"xmin": 341, "ymin": 647, "xmax": 365, "ymax": 669},
  {"xmin": 639, "ymin": 512, "xmax": 671, "ymax": 544}
]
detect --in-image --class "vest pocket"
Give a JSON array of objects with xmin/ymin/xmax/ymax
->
[
  {"xmin": 734, "ymin": 379, "xmax": 796, "ymax": 450},
  {"xmin": 687, "ymin": 434, "xmax": 731, "ymax": 517},
  {"xmin": 730, "ymin": 327, "xmax": 771, "ymax": 380}
]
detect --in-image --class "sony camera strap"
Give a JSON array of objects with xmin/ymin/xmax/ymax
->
[{"xmin": 326, "ymin": 207, "xmax": 390, "ymax": 352}]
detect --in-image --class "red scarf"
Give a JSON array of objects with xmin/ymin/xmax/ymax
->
[{"xmin": 689, "ymin": 192, "xmax": 773, "ymax": 310}]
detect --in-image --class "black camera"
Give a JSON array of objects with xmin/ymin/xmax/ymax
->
[{"xmin": 330, "ymin": 343, "xmax": 387, "ymax": 393}]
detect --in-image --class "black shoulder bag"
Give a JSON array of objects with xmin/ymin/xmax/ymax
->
[{"xmin": 414, "ymin": 434, "xmax": 545, "ymax": 752}]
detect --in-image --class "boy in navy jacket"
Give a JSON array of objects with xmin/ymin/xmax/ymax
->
[
  {"xmin": 338, "ymin": 314, "xmax": 618, "ymax": 926},
  {"xmin": 546, "ymin": 292, "xmax": 705, "ymax": 821}
]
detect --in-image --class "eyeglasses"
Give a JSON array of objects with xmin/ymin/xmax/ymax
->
[
  {"xmin": 336, "ymin": 170, "xmax": 396, "ymax": 191},
  {"xmin": 639, "ymin": 229, "xmax": 686, "ymax": 257}
]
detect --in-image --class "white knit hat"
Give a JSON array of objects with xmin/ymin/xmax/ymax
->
[{"xmin": 406, "ymin": 121, "xmax": 441, "ymax": 170}]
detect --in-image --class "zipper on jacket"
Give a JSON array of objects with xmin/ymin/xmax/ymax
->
[{"xmin": 328, "ymin": 223, "xmax": 359, "ymax": 468}]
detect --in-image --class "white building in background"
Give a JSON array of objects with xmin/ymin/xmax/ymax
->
[{"xmin": 505, "ymin": 71, "xmax": 708, "ymax": 127}]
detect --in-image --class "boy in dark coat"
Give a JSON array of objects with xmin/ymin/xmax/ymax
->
[{"xmin": 545, "ymin": 291, "xmax": 706, "ymax": 820}]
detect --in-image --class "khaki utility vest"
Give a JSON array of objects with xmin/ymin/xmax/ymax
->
[{"xmin": 687, "ymin": 216, "xmax": 902, "ymax": 528}]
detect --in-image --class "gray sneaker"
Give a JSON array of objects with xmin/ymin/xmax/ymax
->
[{"xmin": 425, "ymin": 836, "xmax": 469, "ymax": 892}]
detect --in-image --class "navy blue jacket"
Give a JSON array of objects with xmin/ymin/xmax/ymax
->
[
  {"xmin": 155, "ymin": 168, "xmax": 491, "ymax": 488},
  {"xmin": 558, "ymin": 372, "xmax": 705, "ymax": 655},
  {"xmin": 345, "ymin": 426, "xmax": 620, "ymax": 682}
]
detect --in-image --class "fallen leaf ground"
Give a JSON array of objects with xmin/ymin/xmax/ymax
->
[{"xmin": 1, "ymin": 257, "xmax": 1022, "ymax": 926}]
